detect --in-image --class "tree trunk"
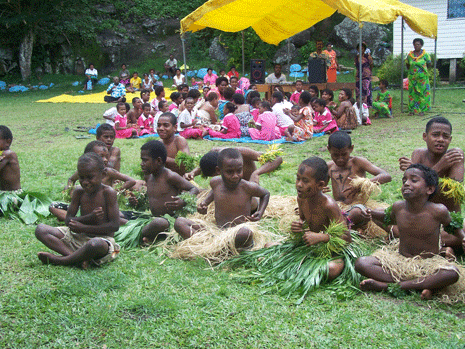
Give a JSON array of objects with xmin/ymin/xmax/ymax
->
[{"xmin": 19, "ymin": 29, "xmax": 35, "ymax": 81}]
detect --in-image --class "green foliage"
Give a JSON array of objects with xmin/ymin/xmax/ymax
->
[
  {"xmin": 461, "ymin": 54, "xmax": 465, "ymax": 70},
  {"xmin": 299, "ymin": 41, "xmax": 316, "ymax": 65}
]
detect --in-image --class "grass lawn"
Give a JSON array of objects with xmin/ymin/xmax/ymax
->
[{"xmin": 0, "ymin": 86, "xmax": 465, "ymax": 348}]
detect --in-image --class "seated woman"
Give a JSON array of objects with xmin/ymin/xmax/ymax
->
[
  {"xmin": 119, "ymin": 64, "xmax": 130, "ymax": 87},
  {"xmin": 83, "ymin": 63, "xmax": 98, "ymax": 90},
  {"xmin": 331, "ymin": 88, "xmax": 357, "ymax": 131},
  {"xmin": 172, "ymin": 69, "xmax": 185, "ymax": 89},
  {"xmin": 232, "ymin": 93, "xmax": 252, "ymax": 137},
  {"xmin": 197, "ymin": 92, "xmax": 220, "ymax": 131}
]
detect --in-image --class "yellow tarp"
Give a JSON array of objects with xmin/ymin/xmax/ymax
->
[
  {"xmin": 36, "ymin": 89, "xmax": 177, "ymax": 104},
  {"xmin": 180, "ymin": 0, "xmax": 437, "ymax": 45}
]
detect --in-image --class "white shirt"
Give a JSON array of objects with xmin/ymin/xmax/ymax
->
[
  {"xmin": 103, "ymin": 106, "xmax": 117, "ymax": 126},
  {"xmin": 265, "ymin": 73, "xmax": 287, "ymax": 84},
  {"xmin": 85, "ymin": 68, "xmax": 98, "ymax": 77},
  {"xmin": 165, "ymin": 58, "xmax": 177, "ymax": 68},
  {"xmin": 173, "ymin": 74, "xmax": 185, "ymax": 86},
  {"xmin": 272, "ymin": 101, "xmax": 294, "ymax": 127},
  {"xmin": 177, "ymin": 109, "xmax": 194, "ymax": 132}
]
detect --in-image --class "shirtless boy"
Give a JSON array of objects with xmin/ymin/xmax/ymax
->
[
  {"xmin": 138, "ymin": 140, "xmax": 199, "ymax": 244},
  {"xmin": 174, "ymin": 148, "xmax": 270, "ymax": 249},
  {"xmin": 96, "ymin": 124, "xmax": 121, "ymax": 171},
  {"xmin": 184, "ymin": 146, "xmax": 282, "ymax": 185},
  {"xmin": 156, "ymin": 112, "xmax": 190, "ymax": 175},
  {"xmin": 35, "ymin": 153, "xmax": 120, "ymax": 268},
  {"xmin": 399, "ymin": 117, "xmax": 464, "ymax": 251},
  {"xmin": 293, "ymin": 157, "xmax": 352, "ymax": 280},
  {"xmin": 0, "ymin": 125, "xmax": 21, "ymax": 191},
  {"xmin": 327, "ymin": 131, "xmax": 391, "ymax": 226},
  {"xmin": 126, "ymin": 97, "xmax": 143, "ymax": 126},
  {"xmin": 355, "ymin": 164, "xmax": 464, "ymax": 299}
]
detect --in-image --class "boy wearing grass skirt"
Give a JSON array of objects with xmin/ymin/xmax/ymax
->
[
  {"xmin": 35, "ymin": 153, "xmax": 120, "ymax": 268},
  {"xmin": 174, "ymin": 148, "xmax": 270, "ymax": 253},
  {"xmin": 0, "ymin": 125, "xmax": 20, "ymax": 191},
  {"xmin": 399, "ymin": 117, "xmax": 464, "ymax": 254},
  {"xmin": 355, "ymin": 164, "xmax": 465, "ymax": 301},
  {"xmin": 326, "ymin": 131, "xmax": 391, "ymax": 231},
  {"xmin": 134, "ymin": 140, "xmax": 199, "ymax": 245}
]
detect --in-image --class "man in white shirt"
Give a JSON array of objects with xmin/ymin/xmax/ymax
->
[
  {"xmin": 265, "ymin": 64, "xmax": 287, "ymax": 84},
  {"xmin": 164, "ymin": 54, "xmax": 178, "ymax": 78},
  {"xmin": 84, "ymin": 63, "xmax": 98, "ymax": 90},
  {"xmin": 271, "ymin": 91, "xmax": 294, "ymax": 139}
]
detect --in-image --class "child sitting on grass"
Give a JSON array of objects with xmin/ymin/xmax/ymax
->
[
  {"xmin": 168, "ymin": 92, "xmax": 183, "ymax": 117},
  {"xmin": 327, "ymin": 131, "xmax": 391, "ymax": 229},
  {"xmin": 398, "ymin": 117, "xmax": 464, "ymax": 253},
  {"xmin": 0, "ymin": 125, "xmax": 21, "ymax": 191},
  {"xmin": 150, "ymin": 86, "xmax": 166, "ymax": 113},
  {"xmin": 136, "ymin": 140, "xmax": 199, "ymax": 244},
  {"xmin": 248, "ymin": 101, "xmax": 281, "ymax": 141},
  {"xmin": 96, "ymin": 124, "xmax": 121, "ymax": 171},
  {"xmin": 206, "ymin": 102, "xmax": 241, "ymax": 139},
  {"xmin": 355, "ymin": 164, "xmax": 465, "ymax": 301},
  {"xmin": 114, "ymin": 102, "xmax": 138, "ymax": 139},
  {"xmin": 290, "ymin": 80, "xmax": 304, "ymax": 105},
  {"xmin": 174, "ymin": 148, "xmax": 270, "ymax": 251},
  {"xmin": 321, "ymin": 88, "xmax": 337, "ymax": 109},
  {"xmin": 103, "ymin": 102, "xmax": 130, "ymax": 127},
  {"xmin": 288, "ymin": 91, "xmax": 314, "ymax": 142},
  {"xmin": 126, "ymin": 97, "xmax": 143, "ymax": 126},
  {"xmin": 35, "ymin": 153, "xmax": 120, "ymax": 268},
  {"xmin": 372, "ymin": 79, "xmax": 392, "ymax": 118},
  {"xmin": 156, "ymin": 112, "xmax": 190, "ymax": 175},
  {"xmin": 178, "ymin": 97, "xmax": 203, "ymax": 139},
  {"xmin": 138, "ymin": 103, "xmax": 155, "ymax": 136},
  {"xmin": 331, "ymin": 89, "xmax": 357, "ymax": 131},
  {"xmin": 312, "ymin": 98, "xmax": 338, "ymax": 134}
]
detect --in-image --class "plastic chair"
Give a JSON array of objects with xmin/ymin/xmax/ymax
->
[
  {"xmin": 197, "ymin": 68, "xmax": 208, "ymax": 79},
  {"xmin": 289, "ymin": 64, "xmax": 302, "ymax": 81}
]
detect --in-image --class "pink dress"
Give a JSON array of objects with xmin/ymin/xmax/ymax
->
[
  {"xmin": 314, "ymin": 107, "xmax": 338, "ymax": 134},
  {"xmin": 290, "ymin": 91, "xmax": 302, "ymax": 105},
  {"xmin": 249, "ymin": 111, "xmax": 281, "ymax": 141},
  {"xmin": 203, "ymin": 73, "xmax": 218, "ymax": 86},
  {"xmin": 208, "ymin": 113, "xmax": 241, "ymax": 139},
  {"xmin": 251, "ymin": 108, "xmax": 260, "ymax": 122},
  {"xmin": 114, "ymin": 114, "xmax": 137, "ymax": 139},
  {"xmin": 138, "ymin": 115, "xmax": 154, "ymax": 136}
]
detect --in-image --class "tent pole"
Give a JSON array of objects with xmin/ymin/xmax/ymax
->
[
  {"xmin": 242, "ymin": 31, "xmax": 245, "ymax": 76},
  {"xmin": 359, "ymin": 24, "xmax": 362, "ymax": 115},
  {"xmin": 181, "ymin": 34, "xmax": 187, "ymax": 76},
  {"xmin": 287, "ymin": 39, "xmax": 291, "ymax": 76},
  {"xmin": 400, "ymin": 18, "xmax": 404, "ymax": 113},
  {"xmin": 433, "ymin": 38, "xmax": 437, "ymax": 105}
]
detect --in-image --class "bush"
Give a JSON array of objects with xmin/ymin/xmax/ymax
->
[
  {"xmin": 377, "ymin": 54, "xmax": 439, "ymax": 85},
  {"xmin": 299, "ymin": 42, "xmax": 316, "ymax": 65}
]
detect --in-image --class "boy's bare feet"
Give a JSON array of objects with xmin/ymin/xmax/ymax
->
[
  {"xmin": 38, "ymin": 252, "xmax": 57, "ymax": 265},
  {"xmin": 359, "ymin": 278, "xmax": 388, "ymax": 292},
  {"xmin": 420, "ymin": 289, "xmax": 433, "ymax": 300}
]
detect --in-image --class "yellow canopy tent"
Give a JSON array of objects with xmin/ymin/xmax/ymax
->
[{"xmin": 180, "ymin": 0, "xmax": 438, "ymax": 109}]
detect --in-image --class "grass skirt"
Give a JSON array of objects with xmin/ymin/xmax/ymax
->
[{"xmin": 373, "ymin": 241, "xmax": 465, "ymax": 303}]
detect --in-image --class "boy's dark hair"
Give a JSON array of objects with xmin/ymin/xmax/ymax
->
[
  {"xmin": 425, "ymin": 116, "xmax": 452, "ymax": 134},
  {"xmin": 132, "ymin": 97, "xmax": 140, "ymax": 104},
  {"xmin": 232, "ymin": 93, "xmax": 245, "ymax": 105},
  {"xmin": 328, "ymin": 131, "xmax": 352, "ymax": 149},
  {"xmin": 187, "ymin": 88, "xmax": 201, "ymax": 99},
  {"xmin": 140, "ymin": 89, "xmax": 150, "ymax": 96},
  {"xmin": 296, "ymin": 79, "xmax": 303, "ymax": 84},
  {"xmin": 309, "ymin": 85, "xmax": 319, "ymax": 96},
  {"xmin": 342, "ymin": 88, "xmax": 352, "ymax": 99},
  {"xmin": 84, "ymin": 140, "xmax": 107, "ymax": 154},
  {"xmin": 0, "ymin": 125, "xmax": 13, "ymax": 141},
  {"xmin": 154, "ymin": 85, "xmax": 164, "ymax": 96},
  {"xmin": 96, "ymin": 124, "xmax": 115, "ymax": 138},
  {"xmin": 217, "ymin": 148, "xmax": 242, "ymax": 169},
  {"xmin": 314, "ymin": 98, "xmax": 326, "ymax": 107},
  {"xmin": 349, "ymin": 97, "xmax": 356, "ymax": 106},
  {"xmin": 379, "ymin": 79, "xmax": 389, "ymax": 88},
  {"xmin": 223, "ymin": 102, "xmax": 237, "ymax": 114},
  {"xmin": 142, "ymin": 103, "xmax": 151, "ymax": 110},
  {"xmin": 116, "ymin": 102, "xmax": 126, "ymax": 110},
  {"xmin": 78, "ymin": 152, "xmax": 105, "ymax": 172},
  {"xmin": 199, "ymin": 151, "xmax": 219, "ymax": 177},
  {"xmin": 125, "ymin": 103, "xmax": 130, "ymax": 112},
  {"xmin": 141, "ymin": 140, "xmax": 167, "ymax": 163},
  {"xmin": 216, "ymin": 76, "xmax": 229, "ymax": 87},
  {"xmin": 230, "ymin": 76, "xmax": 238, "ymax": 83},
  {"xmin": 272, "ymin": 91, "xmax": 284, "ymax": 102},
  {"xmin": 300, "ymin": 157, "xmax": 329, "ymax": 182},
  {"xmin": 181, "ymin": 92, "xmax": 188, "ymax": 100},
  {"xmin": 322, "ymin": 88, "xmax": 334, "ymax": 100},
  {"xmin": 206, "ymin": 92, "xmax": 218, "ymax": 102},
  {"xmin": 299, "ymin": 91, "xmax": 312, "ymax": 104},
  {"xmin": 260, "ymin": 100, "xmax": 272, "ymax": 111},
  {"xmin": 406, "ymin": 163, "xmax": 438, "ymax": 199},
  {"xmin": 246, "ymin": 90, "xmax": 260, "ymax": 104},
  {"xmin": 159, "ymin": 112, "xmax": 177, "ymax": 126},
  {"xmin": 251, "ymin": 97, "xmax": 261, "ymax": 107},
  {"xmin": 170, "ymin": 92, "xmax": 181, "ymax": 103},
  {"xmin": 158, "ymin": 100, "xmax": 167, "ymax": 110},
  {"xmin": 223, "ymin": 87, "xmax": 235, "ymax": 100}
]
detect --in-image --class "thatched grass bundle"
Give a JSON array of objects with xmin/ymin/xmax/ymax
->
[
  {"xmin": 348, "ymin": 176, "xmax": 381, "ymax": 204},
  {"xmin": 439, "ymin": 177, "xmax": 465, "ymax": 205},
  {"xmin": 257, "ymin": 144, "xmax": 284, "ymax": 166}
]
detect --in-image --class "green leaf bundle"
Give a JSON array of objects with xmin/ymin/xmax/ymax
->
[
  {"xmin": 175, "ymin": 151, "xmax": 200, "ymax": 172},
  {"xmin": 444, "ymin": 211, "xmax": 464, "ymax": 235},
  {"xmin": 0, "ymin": 191, "xmax": 52, "ymax": 225}
]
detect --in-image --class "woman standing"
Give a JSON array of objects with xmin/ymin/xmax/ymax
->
[
  {"xmin": 323, "ymin": 43, "xmax": 338, "ymax": 83},
  {"xmin": 354, "ymin": 43, "xmax": 373, "ymax": 107},
  {"xmin": 406, "ymin": 38, "xmax": 432, "ymax": 115}
]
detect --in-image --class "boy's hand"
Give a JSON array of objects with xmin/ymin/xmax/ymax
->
[
  {"xmin": 399, "ymin": 156, "xmax": 412, "ymax": 171},
  {"xmin": 184, "ymin": 171, "xmax": 195, "ymax": 181},
  {"xmin": 322, "ymin": 186, "xmax": 331, "ymax": 193},
  {"xmin": 247, "ymin": 211, "xmax": 262, "ymax": 222},
  {"xmin": 128, "ymin": 194, "xmax": 138, "ymax": 206},
  {"xmin": 342, "ymin": 178, "xmax": 359, "ymax": 201},
  {"xmin": 197, "ymin": 201, "xmax": 208, "ymax": 214},
  {"xmin": 165, "ymin": 196, "xmax": 185, "ymax": 211},
  {"xmin": 436, "ymin": 149, "xmax": 464, "ymax": 171},
  {"xmin": 93, "ymin": 207, "xmax": 105, "ymax": 223},
  {"xmin": 291, "ymin": 220, "xmax": 305, "ymax": 233},
  {"xmin": 303, "ymin": 232, "xmax": 330, "ymax": 246},
  {"xmin": 68, "ymin": 219, "xmax": 85, "ymax": 233}
]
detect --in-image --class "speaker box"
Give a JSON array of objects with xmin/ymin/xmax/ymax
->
[
  {"xmin": 308, "ymin": 58, "xmax": 326, "ymax": 83},
  {"xmin": 250, "ymin": 59, "xmax": 266, "ymax": 84}
]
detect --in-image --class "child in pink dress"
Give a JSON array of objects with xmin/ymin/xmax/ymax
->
[
  {"xmin": 168, "ymin": 92, "xmax": 183, "ymax": 117},
  {"xmin": 249, "ymin": 101, "xmax": 281, "ymax": 141},
  {"xmin": 114, "ymin": 102, "xmax": 138, "ymax": 139},
  {"xmin": 138, "ymin": 103, "xmax": 155, "ymax": 136},
  {"xmin": 290, "ymin": 80, "xmax": 304, "ymax": 105},
  {"xmin": 178, "ymin": 97, "xmax": 204, "ymax": 139},
  {"xmin": 207, "ymin": 102, "xmax": 241, "ymax": 139},
  {"xmin": 312, "ymin": 98, "xmax": 338, "ymax": 134},
  {"xmin": 250, "ymin": 97, "xmax": 261, "ymax": 122}
]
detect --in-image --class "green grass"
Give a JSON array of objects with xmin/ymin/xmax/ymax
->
[{"xmin": 1, "ymin": 87, "xmax": 465, "ymax": 348}]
